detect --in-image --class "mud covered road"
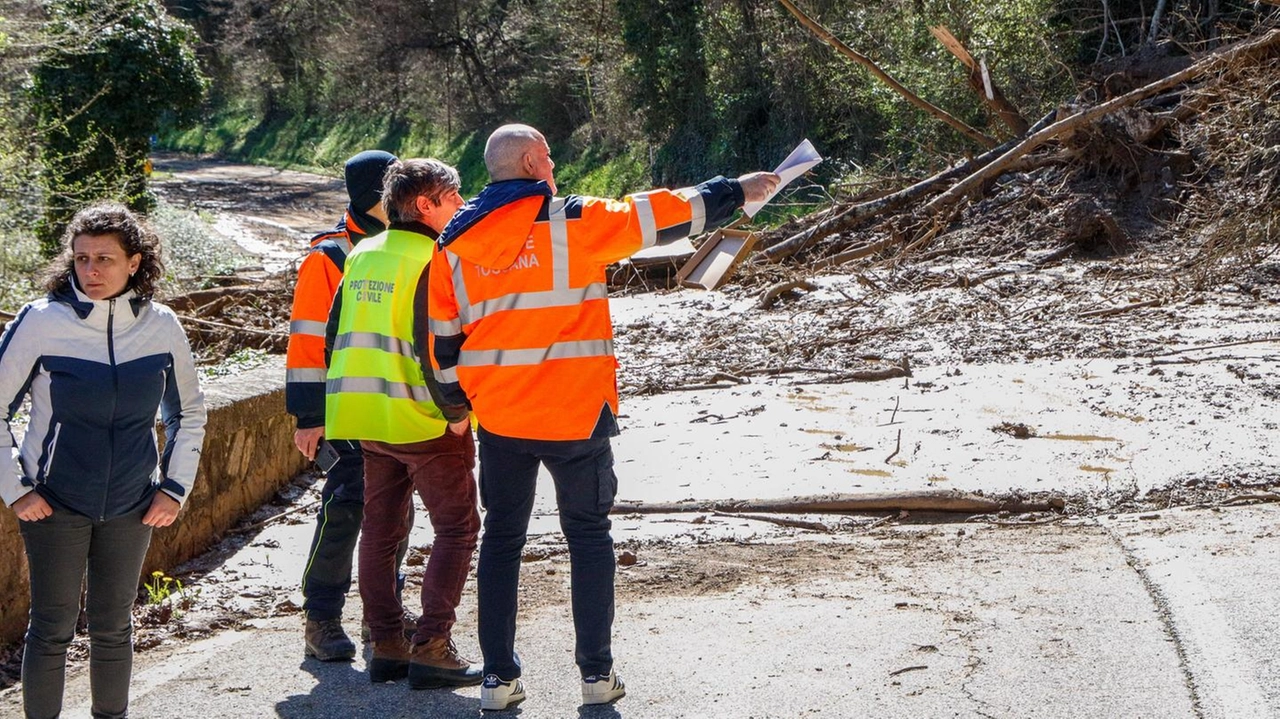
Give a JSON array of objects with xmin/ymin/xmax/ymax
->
[{"xmin": 4, "ymin": 154, "xmax": 1273, "ymax": 717}]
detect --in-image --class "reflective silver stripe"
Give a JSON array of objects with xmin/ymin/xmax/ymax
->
[
  {"xmin": 434, "ymin": 365, "xmax": 459, "ymax": 384},
  {"xmin": 458, "ymin": 339, "xmax": 614, "ymax": 367},
  {"xmin": 334, "ymin": 236, "xmax": 352, "ymax": 256},
  {"xmin": 286, "ymin": 368, "xmax": 328, "ymax": 383},
  {"xmin": 42, "ymin": 423, "xmax": 62, "ymax": 479},
  {"xmin": 632, "ymin": 194, "xmax": 658, "ymax": 249},
  {"xmin": 431, "ymin": 317, "xmax": 463, "ymax": 335},
  {"xmin": 333, "ymin": 331, "xmax": 419, "ymax": 362},
  {"xmin": 687, "ymin": 190, "xmax": 706, "ymax": 236},
  {"xmin": 549, "ymin": 200, "xmax": 570, "ymax": 290},
  {"xmin": 326, "ymin": 375, "xmax": 431, "ymax": 402},
  {"xmin": 449, "ymin": 252, "xmax": 472, "ymax": 326},
  {"xmin": 290, "ymin": 319, "xmax": 327, "ymax": 337},
  {"xmin": 469, "ymin": 283, "xmax": 607, "ymax": 322}
]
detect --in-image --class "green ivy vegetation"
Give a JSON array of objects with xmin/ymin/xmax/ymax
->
[{"xmin": 31, "ymin": 0, "xmax": 206, "ymax": 254}]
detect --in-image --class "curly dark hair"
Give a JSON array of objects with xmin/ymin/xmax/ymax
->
[{"xmin": 42, "ymin": 203, "xmax": 165, "ymax": 300}]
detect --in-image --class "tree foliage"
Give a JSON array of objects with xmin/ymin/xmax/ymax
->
[
  {"xmin": 31, "ymin": 0, "xmax": 206, "ymax": 254},
  {"xmin": 50, "ymin": 0, "xmax": 1280, "ymax": 197}
]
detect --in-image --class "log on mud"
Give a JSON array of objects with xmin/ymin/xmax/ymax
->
[
  {"xmin": 612, "ymin": 490, "xmax": 1064, "ymax": 516},
  {"xmin": 165, "ymin": 285, "xmax": 263, "ymax": 314}
]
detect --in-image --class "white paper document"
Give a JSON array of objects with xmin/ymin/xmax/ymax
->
[{"xmin": 742, "ymin": 138, "xmax": 823, "ymax": 218}]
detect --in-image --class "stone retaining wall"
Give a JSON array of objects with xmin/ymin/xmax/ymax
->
[{"xmin": 0, "ymin": 357, "xmax": 306, "ymax": 645}]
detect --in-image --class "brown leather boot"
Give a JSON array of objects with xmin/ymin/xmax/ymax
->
[
  {"xmin": 303, "ymin": 618, "xmax": 356, "ymax": 662},
  {"xmin": 408, "ymin": 636, "xmax": 483, "ymax": 689},
  {"xmin": 368, "ymin": 635, "xmax": 411, "ymax": 683}
]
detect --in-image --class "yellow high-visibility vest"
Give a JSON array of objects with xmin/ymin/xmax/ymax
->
[{"xmin": 325, "ymin": 227, "xmax": 448, "ymax": 443}]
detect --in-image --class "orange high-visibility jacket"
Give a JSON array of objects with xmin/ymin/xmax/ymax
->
[
  {"xmin": 285, "ymin": 211, "xmax": 379, "ymax": 429},
  {"xmin": 428, "ymin": 177, "xmax": 745, "ymax": 441}
]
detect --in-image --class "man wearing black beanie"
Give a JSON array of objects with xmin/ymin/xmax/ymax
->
[{"xmin": 286, "ymin": 149, "xmax": 414, "ymax": 661}]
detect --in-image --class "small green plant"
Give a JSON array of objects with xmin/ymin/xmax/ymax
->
[
  {"xmin": 144, "ymin": 569, "xmax": 200, "ymax": 612},
  {"xmin": 145, "ymin": 570, "xmax": 175, "ymax": 605}
]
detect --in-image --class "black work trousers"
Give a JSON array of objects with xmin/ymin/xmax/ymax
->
[{"xmin": 476, "ymin": 428, "xmax": 618, "ymax": 681}]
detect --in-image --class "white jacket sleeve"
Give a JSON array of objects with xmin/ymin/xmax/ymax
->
[
  {"xmin": 156, "ymin": 309, "xmax": 207, "ymax": 506},
  {"xmin": 0, "ymin": 305, "xmax": 41, "ymax": 506}
]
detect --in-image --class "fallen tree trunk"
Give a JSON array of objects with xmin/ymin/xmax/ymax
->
[
  {"xmin": 762, "ymin": 110, "xmax": 1057, "ymax": 261},
  {"xmin": 612, "ymin": 490, "xmax": 1064, "ymax": 515},
  {"xmin": 165, "ymin": 285, "xmax": 263, "ymax": 314},
  {"xmin": 924, "ymin": 28, "xmax": 1280, "ymax": 215}
]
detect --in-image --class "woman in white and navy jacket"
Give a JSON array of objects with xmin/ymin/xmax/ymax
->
[{"xmin": 0, "ymin": 204, "xmax": 207, "ymax": 719}]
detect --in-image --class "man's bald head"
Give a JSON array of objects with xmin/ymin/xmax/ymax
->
[{"xmin": 484, "ymin": 124, "xmax": 556, "ymax": 192}]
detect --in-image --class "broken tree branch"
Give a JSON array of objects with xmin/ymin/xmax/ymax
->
[
  {"xmin": 178, "ymin": 314, "xmax": 288, "ymax": 339},
  {"xmin": 811, "ymin": 237, "xmax": 898, "ymax": 269},
  {"xmin": 1147, "ymin": 0, "xmax": 1171, "ymax": 44},
  {"xmin": 777, "ymin": 0, "xmax": 996, "ymax": 149},
  {"xmin": 165, "ymin": 285, "xmax": 264, "ymax": 314},
  {"xmin": 885, "ymin": 428, "xmax": 903, "ymax": 463},
  {"xmin": 1149, "ymin": 336, "xmax": 1280, "ymax": 356},
  {"xmin": 924, "ymin": 28, "xmax": 1280, "ymax": 216},
  {"xmin": 793, "ymin": 366, "xmax": 909, "ymax": 384},
  {"xmin": 711, "ymin": 510, "xmax": 832, "ymax": 532},
  {"xmin": 930, "ymin": 25, "xmax": 1029, "ymax": 135},
  {"xmin": 228, "ymin": 498, "xmax": 320, "ymax": 534},
  {"xmin": 757, "ymin": 279, "xmax": 818, "ymax": 309},
  {"xmin": 1078, "ymin": 299, "xmax": 1162, "ymax": 319},
  {"xmin": 612, "ymin": 490, "xmax": 1065, "ymax": 516}
]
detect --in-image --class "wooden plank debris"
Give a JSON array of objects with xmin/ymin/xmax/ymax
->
[{"xmin": 677, "ymin": 228, "xmax": 759, "ymax": 290}]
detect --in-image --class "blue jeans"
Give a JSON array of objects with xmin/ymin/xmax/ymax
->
[
  {"xmin": 19, "ymin": 503, "xmax": 153, "ymax": 719},
  {"xmin": 476, "ymin": 428, "xmax": 617, "ymax": 680}
]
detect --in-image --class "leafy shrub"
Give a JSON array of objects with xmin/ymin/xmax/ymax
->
[{"xmin": 148, "ymin": 202, "xmax": 244, "ymax": 292}]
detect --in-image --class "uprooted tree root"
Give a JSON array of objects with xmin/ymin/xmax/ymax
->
[{"xmin": 1174, "ymin": 55, "xmax": 1280, "ymax": 292}]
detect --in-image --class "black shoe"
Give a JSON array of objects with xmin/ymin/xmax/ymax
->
[{"xmin": 304, "ymin": 618, "xmax": 356, "ymax": 662}]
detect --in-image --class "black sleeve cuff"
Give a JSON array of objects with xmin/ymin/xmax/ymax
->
[{"xmin": 441, "ymin": 405, "xmax": 470, "ymax": 424}]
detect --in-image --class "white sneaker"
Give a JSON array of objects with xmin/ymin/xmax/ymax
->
[
  {"xmin": 581, "ymin": 670, "xmax": 626, "ymax": 705},
  {"xmin": 480, "ymin": 674, "xmax": 526, "ymax": 711}
]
